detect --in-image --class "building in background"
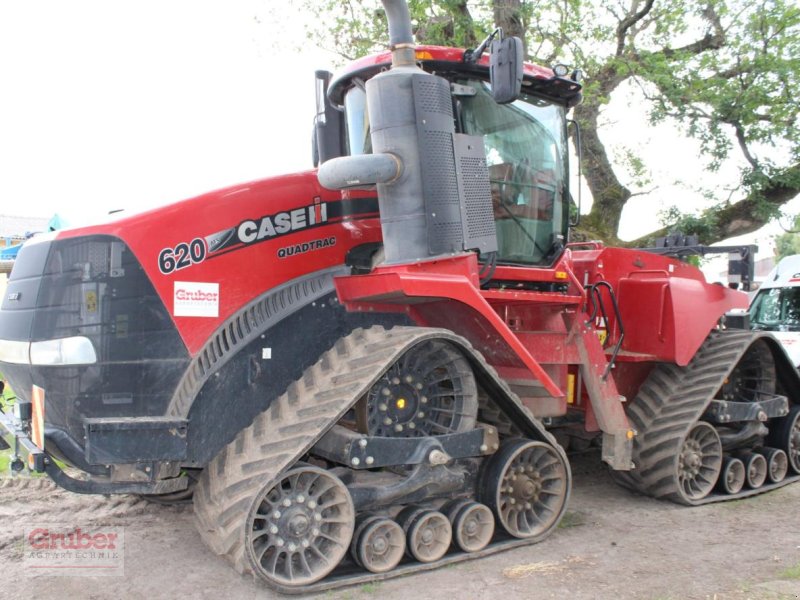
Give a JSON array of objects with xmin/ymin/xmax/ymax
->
[
  {"xmin": 0, "ymin": 214, "xmax": 50, "ymax": 249},
  {"xmin": 0, "ymin": 214, "xmax": 55, "ymax": 295}
]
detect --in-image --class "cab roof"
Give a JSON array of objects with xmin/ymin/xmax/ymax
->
[
  {"xmin": 327, "ymin": 45, "xmax": 582, "ymax": 107},
  {"xmin": 760, "ymin": 255, "xmax": 800, "ymax": 289}
]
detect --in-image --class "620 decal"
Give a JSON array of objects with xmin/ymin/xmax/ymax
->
[{"xmin": 158, "ymin": 238, "xmax": 207, "ymax": 274}]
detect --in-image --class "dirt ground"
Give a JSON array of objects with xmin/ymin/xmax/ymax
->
[{"xmin": 1, "ymin": 453, "xmax": 798, "ymax": 600}]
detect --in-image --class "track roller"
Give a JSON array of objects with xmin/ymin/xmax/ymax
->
[
  {"xmin": 351, "ymin": 516, "xmax": 405, "ymax": 573},
  {"xmin": 716, "ymin": 456, "xmax": 745, "ymax": 495},
  {"xmin": 677, "ymin": 421, "xmax": 723, "ymax": 502},
  {"xmin": 739, "ymin": 452, "xmax": 768, "ymax": 489},
  {"xmin": 399, "ymin": 507, "xmax": 452, "ymax": 563},
  {"xmin": 769, "ymin": 404, "xmax": 800, "ymax": 474},
  {"xmin": 757, "ymin": 447, "xmax": 788, "ymax": 484},
  {"xmin": 444, "ymin": 499, "xmax": 494, "ymax": 553},
  {"xmin": 481, "ymin": 439, "xmax": 568, "ymax": 538}
]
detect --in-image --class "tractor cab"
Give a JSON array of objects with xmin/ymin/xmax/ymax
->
[{"xmin": 314, "ymin": 45, "xmax": 582, "ymax": 268}]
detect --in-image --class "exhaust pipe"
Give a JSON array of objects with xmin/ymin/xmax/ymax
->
[
  {"xmin": 383, "ymin": 0, "xmax": 415, "ymax": 67},
  {"xmin": 317, "ymin": 0, "xmax": 496, "ymax": 264}
]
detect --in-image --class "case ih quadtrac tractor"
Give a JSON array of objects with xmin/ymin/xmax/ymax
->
[{"xmin": 1, "ymin": 1, "xmax": 799, "ymax": 592}]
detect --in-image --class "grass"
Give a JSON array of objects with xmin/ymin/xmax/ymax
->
[
  {"xmin": 0, "ymin": 372, "xmax": 17, "ymax": 472},
  {"xmin": 779, "ymin": 562, "xmax": 800, "ymax": 580},
  {"xmin": 557, "ymin": 510, "xmax": 586, "ymax": 529},
  {"xmin": 0, "ymin": 373, "xmax": 46, "ymax": 475},
  {"xmin": 0, "ymin": 371, "xmax": 16, "ymax": 408}
]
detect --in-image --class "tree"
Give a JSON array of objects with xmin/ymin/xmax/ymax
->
[
  {"xmin": 774, "ymin": 215, "xmax": 800, "ymax": 260},
  {"xmin": 295, "ymin": 0, "xmax": 800, "ymax": 246}
]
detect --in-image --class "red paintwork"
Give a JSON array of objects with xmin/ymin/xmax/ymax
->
[
  {"xmin": 55, "ymin": 172, "xmax": 382, "ymax": 355},
  {"xmin": 334, "ymin": 253, "xmax": 564, "ymax": 397},
  {"xmin": 571, "ymin": 245, "xmax": 747, "ymax": 365},
  {"xmin": 336, "ymin": 239, "xmax": 747, "ymax": 419}
]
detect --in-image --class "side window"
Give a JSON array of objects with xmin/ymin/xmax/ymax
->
[
  {"xmin": 751, "ymin": 289, "xmax": 780, "ymax": 323},
  {"xmin": 344, "ymin": 85, "xmax": 370, "ymax": 156}
]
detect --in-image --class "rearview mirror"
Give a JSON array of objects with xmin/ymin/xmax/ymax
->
[{"xmin": 490, "ymin": 36, "xmax": 523, "ymax": 104}]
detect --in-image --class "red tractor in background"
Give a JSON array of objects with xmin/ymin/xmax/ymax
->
[{"xmin": 0, "ymin": 0, "xmax": 798, "ymax": 592}]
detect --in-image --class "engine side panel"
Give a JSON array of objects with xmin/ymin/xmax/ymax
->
[{"xmin": 52, "ymin": 171, "xmax": 382, "ymax": 355}]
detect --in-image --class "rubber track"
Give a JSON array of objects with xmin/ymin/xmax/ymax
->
[
  {"xmin": 616, "ymin": 329, "xmax": 799, "ymax": 505},
  {"xmin": 193, "ymin": 326, "xmax": 568, "ymax": 594}
]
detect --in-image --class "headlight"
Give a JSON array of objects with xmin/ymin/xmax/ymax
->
[
  {"xmin": 29, "ymin": 337, "xmax": 97, "ymax": 365},
  {"xmin": 0, "ymin": 340, "xmax": 30, "ymax": 364},
  {"xmin": 0, "ymin": 337, "xmax": 97, "ymax": 365}
]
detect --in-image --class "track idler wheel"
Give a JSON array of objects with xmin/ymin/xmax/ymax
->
[
  {"xmin": 757, "ymin": 447, "xmax": 788, "ymax": 484},
  {"xmin": 676, "ymin": 421, "xmax": 723, "ymax": 502},
  {"xmin": 480, "ymin": 439, "xmax": 568, "ymax": 539},
  {"xmin": 245, "ymin": 465, "xmax": 355, "ymax": 587},
  {"xmin": 716, "ymin": 456, "xmax": 745, "ymax": 495},
  {"xmin": 359, "ymin": 340, "xmax": 478, "ymax": 438},
  {"xmin": 351, "ymin": 516, "xmax": 405, "ymax": 573},
  {"xmin": 768, "ymin": 404, "xmax": 800, "ymax": 474},
  {"xmin": 444, "ymin": 499, "xmax": 495, "ymax": 553},
  {"xmin": 739, "ymin": 452, "xmax": 768, "ymax": 488},
  {"xmin": 399, "ymin": 507, "xmax": 452, "ymax": 563}
]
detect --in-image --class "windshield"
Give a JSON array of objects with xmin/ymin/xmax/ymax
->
[
  {"xmin": 343, "ymin": 77, "xmax": 568, "ymax": 266},
  {"xmin": 750, "ymin": 287, "xmax": 800, "ymax": 331}
]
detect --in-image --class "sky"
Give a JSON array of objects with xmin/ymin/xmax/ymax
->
[
  {"xmin": 1, "ymin": 1, "xmax": 797, "ymax": 273},
  {"xmin": 0, "ymin": 1, "xmax": 337, "ymax": 221}
]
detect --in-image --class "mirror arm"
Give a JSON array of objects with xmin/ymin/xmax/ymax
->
[{"xmin": 464, "ymin": 28, "xmax": 501, "ymax": 64}]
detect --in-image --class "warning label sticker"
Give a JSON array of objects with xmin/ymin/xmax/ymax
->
[{"xmin": 174, "ymin": 282, "xmax": 219, "ymax": 318}]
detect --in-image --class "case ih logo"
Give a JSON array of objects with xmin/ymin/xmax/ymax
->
[{"xmin": 205, "ymin": 198, "xmax": 328, "ymax": 255}]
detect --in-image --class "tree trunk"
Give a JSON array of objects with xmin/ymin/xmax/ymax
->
[
  {"xmin": 492, "ymin": 0, "xmax": 526, "ymax": 55},
  {"xmin": 572, "ymin": 68, "xmax": 631, "ymax": 243}
]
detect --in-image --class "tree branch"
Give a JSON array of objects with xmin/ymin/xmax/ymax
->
[
  {"xmin": 626, "ymin": 163, "xmax": 800, "ymax": 246},
  {"xmin": 493, "ymin": 0, "xmax": 526, "ymax": 53},
  {"xmin": 733, "ymin": 123, "xmax": 760, "ymax": 169},
  {"xmin": 616, "ymin": 0, "xmax": 656, "ymax": 56}
]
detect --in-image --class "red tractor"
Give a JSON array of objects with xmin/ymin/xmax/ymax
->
[{"xmin": 0, "ymin": 0, "xmax": 798, "ymax": 592}]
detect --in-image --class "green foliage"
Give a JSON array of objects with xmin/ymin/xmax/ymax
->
[
  {"xmin": 294, "ymin": 0, "xmax": 492, "ymax": 64},
  {"xmin": 774, "ymin": 214, "xmax": 800, "ymax": 260},
  {"xmin": 0, "ymin": 371, "xmax": 15, "ymax": 408},
  {"xmin": 658, "ymin": 204, "xmax": 719, "ymax": 240},
  {"xmin": 616, "ymin": 148, "xmax": 652, "ymax": 189},
  {"xmin": 0, "ymin": 373, "xmax": 16, "ymax": 475}
]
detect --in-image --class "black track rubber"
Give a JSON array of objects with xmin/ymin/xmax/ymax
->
[
  {"xmin": 613, "ymin": 329, "xmax": 799, "ymax": 505},
  {"xmin": 193, "ymin": 326, "xmax": 570, "ymax": 594}
]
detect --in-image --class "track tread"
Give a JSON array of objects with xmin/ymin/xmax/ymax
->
[
  {"xmin": 193, "ymin": 325, "xmax": 569, "ymax": 591},
  {"xmin": 613, "ymin": 329, "xmax": 785, "ymax": 505}
]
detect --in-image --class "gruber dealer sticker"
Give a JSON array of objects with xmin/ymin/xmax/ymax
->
[{"xmin": 174, "ymin": 282, "xmax": 219, "ymax": 318}]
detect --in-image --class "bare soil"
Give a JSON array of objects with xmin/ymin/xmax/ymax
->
[{"xmin": 2, "ymin": 453, "xmax": 798, "ymax": 600}]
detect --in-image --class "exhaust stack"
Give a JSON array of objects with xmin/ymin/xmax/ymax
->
[{"xmin": 317, "ymin": 0, "xmax": 496, "ymax": 264}]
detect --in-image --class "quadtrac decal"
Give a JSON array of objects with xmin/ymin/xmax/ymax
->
[
  {"xmin": 174, "ymin": 282, "xmax": 219, "ymax": 318},
  {"xmin": 277, "ymin": 236, "xmax": 337, "ymax": 259}
]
